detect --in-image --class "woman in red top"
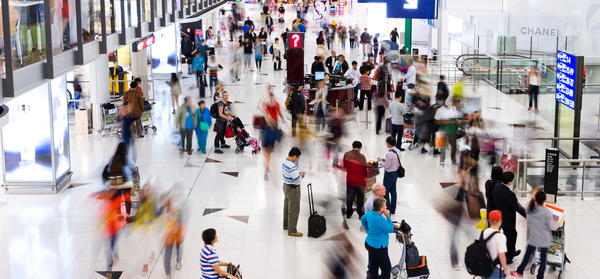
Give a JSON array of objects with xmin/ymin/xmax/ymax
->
[{"xmin": 261, "ymin": 85, "xmax": 285, "ymax": 181}]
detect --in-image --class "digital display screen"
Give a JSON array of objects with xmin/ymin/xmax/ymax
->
[
  {"xmin": 315, "ymin": 71, "xmax": 325, "ymax": 80},
  {"xmin": 152, "ymin": 25, "xmax": 181, "ymax": 74},
  {"xmin": 51, "ymin": 76, "xmax": 70, "ymax": 178},
  {"xmin": 2, "ymin": 84, "xmax": 53, "ymax": 182},
  {"xmin": 556, "ymin": 50, "xmax": 577, "ymax": 110}
]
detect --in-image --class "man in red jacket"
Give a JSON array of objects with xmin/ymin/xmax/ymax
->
[{"xmin": 343, "ymin": 141, "xmax": 368, "ymax": 219}]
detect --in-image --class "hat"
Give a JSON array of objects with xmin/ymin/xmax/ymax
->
[{"xmin": 489, "ymin": 210, "xmax": 502, "ymax": 223}]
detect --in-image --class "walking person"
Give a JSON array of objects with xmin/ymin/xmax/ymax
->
[
  {"xmin": 175, "ymin": 96, "xmax": 197, "ymax": 155},
  {"xmin": 254, "ymin": 38, "xmax": 264, "ymax": 72},
  {"xmin": 163, "ymin": 219, "xmax": 185, "ymax": 279},
  {"xmin": 207, "ymin": 56, "xmax": 223, "ymax": 97},
  {"xmin": 343, "ymin": 141, "xmax": 367, "ymax": 219},
  {"xmin": 390, "ymin": 90, "xmax": 407, "ymax": 151},
  {"xmin": 195, "ymin": 100, "xmax": 212, "ymax": 154},
  {"xmin": 485, "ymin": 166, "xmax": 504, "ymax": 219},
  {"xmin": 360, "ymin": 28, "xmax": 369, "ymax": 56},
  {"xmin": 528, "ymin": 66, "xmax": 540, "ymax": 112},
  {"xmin": 390, "ymin": 27, "xmax": 398, "ymax": 44},
  {"xmin": 283, "ymin": 147, "xmax": 306, "ymax": 237},
  {"xmin": 436, "ymin": 75, "xmax": 449, "ymax": 103},
  {"xmin": 242, "ymin": 37, "xmax": 253, "ymax": 72},
  {"xmin": 510, "ymin": 190, "xmax": 564, "ymax": 279},
  {"xmin": 265, "ymin": 14, "xmax": 274, "ymax": 36},
  {"xmin": 123, "ymin": 83, "xmax": 145, "ymax": 139},
  {"xmin": 192, "ymin": 52, "xmax": 207, "ymax": 98},
  {"xmin": 435, "ymin": 98, "xmax": 463, "ymax": 166},
  {"xmin": 378, "ymin": 136, "xmax": 401, "ymax": 214},
  {"xmin": 372, "ymin": 33, "xmax": 380, "ymax": 63},
  {"xmin": 344, "ymin": 61, "xmax": 361, "ymax": 107},
  {"xmin": 360, "ymin": 197, "xmax": 394, "ymax": 279},
  {"xmin": 348, "ymin": 27, "xmax": 356, "ymax": 48},
  {"xmin": 273, "ymin": 38, "xmax": 282, "ymax": 70},
  {"xmin": 373, "ymin": 69, "xmax": 389, "ymax": 134},
  {"xmin": 107, "ymin": 142, "xmax": 137, "ymax": 223},
  {"xmin": 358, "ymin": 69, "xmax": 373, "ymax": 111},
  {"xmin": 494, "ymin": 171, "xmax": 527, "ymax": 264},
  {"xmin": 339, "ymin": 26, "xmax": 347, "ymax": 49},
  {"xmin": 230, "ymin": 42, "xmax": 242, "ymax": 82},
  {"xmin": 262, "ymin": 87, "xmax": 285, "ymax": 181},
  {"xmin": 213, "ymin": 92, "xmax": 233, "ymax": 154},
  {"xmin": 289, "ymin": 84, "xmax": 306, "ymax": 137},
  {"xmin": 200, "ymin": 229, "xmax": 239, "ymax": 279},
  {"xmin": 165, "ymin": 74, "xmax": 181, "ymax": 114},
  {"xmin": 310, "ymin": 81, "xmax": 328, "ymax": 132}
]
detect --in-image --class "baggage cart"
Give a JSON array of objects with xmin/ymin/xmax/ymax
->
[
  {"xmin": 101, "ymin": 104, "xmax": 122, "ymax": 137},
  {"xmin": 141, "ymin": 101, "xmax": 158, "ymax": 135},
  {"xmin": 530, "ymin": 223, "xmax": 570, "ymax": 279},
  {"xmin": 392, "ymin": 223, "xmax": 429, "ymax": 279},
  {"xmin": 402, "ymin": 113, "xmax": 417, "ymax": 151}
]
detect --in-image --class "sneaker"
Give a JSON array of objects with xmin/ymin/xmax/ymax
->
[
  {"xmin": 214, "ymin": 149, "xmax": 224, "ymax": 154},
  {"xmin": 421, "ymin": 148, "xmax": 428, "ymax": 154},
  {"xmin": 440, "ymin": 161, "xmax": 445, "ymax": 166},
  {"xmin": 433, "ymin": 149, "xmax": 440, "ymax": 155},
  {"xmin": 176, "ymin": 263, "xmax": 181, "ymax": 270},
  {"xmin": 514, "ymin": 250, "xmax": 522, "ymax": 257},
  {"xmin": 142, "ymin": 264, "xmax": 148, "ymax": 275},
  {"xmin": 528, "ymin": 107, "xmax": 531, "ymax": 110},
  {"xmin": 535, "ymin": 108, "xmax": 539, "ymax": 113},
  {"xmin": 451, "ymin": 264, "xmax": 460, "ymax": 271},
  {"xmin": 288, "ymin": 232, "xmax": 303, "ymax": 237},
  {"xmin": 172, "ymin": 110, "xmax": 176, "ymax": 114},
  {"xmin": 221, "ymin": 144, "xmax": 231, "ymax": 149},
  {"xmin": 509, "ymin": 271, "xmax": 523, "ymax": 277},
  {"xmin": 264, "ymin": 174, "xmax": 269, "ymax": 181},
  {"xmin": 187, "ymin": 150, "xmax": 192, "ymax": 155}
]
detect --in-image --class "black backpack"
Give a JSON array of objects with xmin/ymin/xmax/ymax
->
[
  {"xmin": 285, "ymin": 92, "xmax": 294, "ymax": 111},
  {"xmin": 405, "ymin": 242, "xmax": 420, "ymax": 267},
  {"xmin": 210, "ymin": 101, "xmax": 220, "ymax": 118},
  {"xmin": 465, "ymin": 231, "xmax": 500, "ymax": 277}
]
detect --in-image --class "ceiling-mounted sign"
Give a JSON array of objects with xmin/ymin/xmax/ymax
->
[
  {"xmin": 387, "ymin": 0, "xmax": 438, "ymax": 19},
  {"xmin": 132, "ymin": 35, "xmax": 155, "ymax": 52},
  {"xmin": 556, "ymin": 50, "xmax": 577, "ymax": 109}
]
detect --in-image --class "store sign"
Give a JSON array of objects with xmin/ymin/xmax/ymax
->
[
  {"xmin": 387, "ymin": 0, "xmax": 438, "ymax": 19},
  {"xmin": 195, "ymin": 30, "xmax": 203, "ymax": 35},
  {"xmin": 556, "ymin": 50, "xmax": 577, "ymax": 109},
  {"xmin": 133, "ymin": 35, "xmax": 155, "ymax": 52},
  {"xmin": 288, "ymin": 32, "xmax": 304, "ymax": 49}
]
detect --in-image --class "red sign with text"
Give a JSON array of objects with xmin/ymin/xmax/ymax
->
[
  {"xmin": 288, "ymin": 32, "xmax": 304, "ymax": 49},
  {"xmin": 195, "ymin": 30, "xmax": 203, "ymax": 35},
  {"xmin": 133, "ymin": 35, "xmax": 155, "ymax": 52}
]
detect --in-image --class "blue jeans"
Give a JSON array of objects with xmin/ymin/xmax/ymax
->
[
  {"xmin": 517, "ymin": 245, "xmax": 547, "ymax": 279},
  {"xmin": 484, "ymin": 266, "xmax": 505, "ymax": 279},
  {"xmin": 209, "ymin": 76, "xmax": 218, "ymax": 95},
  {"xmin": 383, "ymin": 171, "xmax": 398, "ymax": 213},
  {"xmin": 391, "ymin": 124, "xmax": 404, "ymax": 150},
  {"xmin": 196, "ymin": 128, "xmax": 208, "ymax": 152}
]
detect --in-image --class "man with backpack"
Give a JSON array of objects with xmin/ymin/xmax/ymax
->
[
  {"xmin": 465, "ymin": 210, "xmax": 509, "ymax": 279},
  {"xmin": 287, "ymin": 85, "xmax": 306, "ymax": 137},
  {"xmin": 212, "ymin": 92, "xmax": 234, "ymax": 154},
  {"xmin": 374, "ymin": 60, "xmax": 391, "ymax": 99},
  {"xmin": 494, "ymin": 171, "xmax": 526, "ymax": 264}
]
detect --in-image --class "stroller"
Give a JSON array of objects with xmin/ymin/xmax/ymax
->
[{"xmin": 226, "ymin": 117, "xmax": 261, "ymax": 154}]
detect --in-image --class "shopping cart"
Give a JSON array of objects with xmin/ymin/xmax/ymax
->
[{"xmin": 530, "ymin": 224, "xmax": 570, "ymax": 279}]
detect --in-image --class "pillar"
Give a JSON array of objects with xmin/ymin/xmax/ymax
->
[
  {"xmin": 404, "ymin": 18, "xmax": 412, "ymax": 54},
  {"xmin": 88, "ymin": 55, "xmax": 111, "ymax": 133}
]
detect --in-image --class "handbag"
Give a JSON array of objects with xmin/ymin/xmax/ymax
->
[
  {"xmin": 200, "ymin": 121, "xmax": 209, "ymax": 131},
  {"xmin": 391, "ymin": 149, "xmax": 405, "ymax": 178}
]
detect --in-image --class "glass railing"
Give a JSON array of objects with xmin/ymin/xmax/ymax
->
[{"xmin": 2, "ymin": 0, "xmax": 46, "ymax": 74}]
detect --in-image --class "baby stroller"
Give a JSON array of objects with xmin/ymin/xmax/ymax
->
[{"xmin": 226, "ymin": 117, "xmax": 261, "ymax": 154}]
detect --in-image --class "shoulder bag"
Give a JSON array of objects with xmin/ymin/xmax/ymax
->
[{"xmin": 390, "ymin": 149, "xmax": 405, "ymax": 178}]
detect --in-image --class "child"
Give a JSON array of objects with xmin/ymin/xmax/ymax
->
[
  {"xmin": 510, "ymin": 190, "xmax": 564, "ymax": 279},
  {"xmin": 195, "ymin": 100, "xmax": 212, "ymax": 153}
]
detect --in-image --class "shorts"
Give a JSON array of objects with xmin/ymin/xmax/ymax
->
[
  {"xmin": 255, "ymin": 55, "xmax": 263, "ymax": 61},
  {"xmin": 243, "ymin": 54, "xmax": 252, "ymax": 65},
  {"xmin": 261, "ymin": 126, "xmax": 279, "ymax": 148}
]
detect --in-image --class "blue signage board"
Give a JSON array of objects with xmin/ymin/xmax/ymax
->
[
  {"xmin": 387, "ymin": 0, "xmax": 438, "ymax": 19},
  {"xmin": 556, "ymin": 50, "xmax": 577, "ymax": 110}
]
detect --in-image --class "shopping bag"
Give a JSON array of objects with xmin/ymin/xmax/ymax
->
[
  {"xmin": 435, "ymin": 134, "xmax": 446, "ymax": 149},
  {"xmin": 171, "ymin": 131, "xmax": 181, "ymax": 146},
  {"xmin": 476, "ymin": 210, "xmax": 488, "ymax": 230}
]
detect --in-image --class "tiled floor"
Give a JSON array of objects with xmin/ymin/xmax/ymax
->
[{"xmin": 1, "ymin": 3, "xmax": 600, "ymax": 279}]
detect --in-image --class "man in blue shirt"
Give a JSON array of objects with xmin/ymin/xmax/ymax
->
[
  {"xmin": 192, "ymin": 52, "xmax": 206, "ymax": 98},
  {"xmin": 361, "ymin": 197, "xmax": 394, "ymax": 279},
  {"xmin": 175, "ymin": 96, "xmax": 197, "ymax": 155},
  {"xmin": 193, "ymin": 41, "xmax": 209, "ymax": 70},
  {"xmin": 282, "ymin": 147, "xmax": 305, "ymax": 237}
]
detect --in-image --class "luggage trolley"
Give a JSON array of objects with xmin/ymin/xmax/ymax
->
[
  {"xmin": 402, "ymin": 113, "xmax": 418, "ymax": 151},
  {"xmin": 391, "ymin": 223, "xmax": 429, "ymax": 279},
  {"xmin": 101, "ymin": 103, "xmax": 122, "ymax": 137},
  {"xmin": 141, "ymin": 101, "xmax": 158, "ymax": 136},
  {"xmin": 530, "ymin": 223, "xmax": 570, "ymax": 279}
]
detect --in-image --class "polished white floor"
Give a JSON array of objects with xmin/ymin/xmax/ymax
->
[{"xmin": 1, "ymin": 3, "xmax": 600, "ymax": 279}]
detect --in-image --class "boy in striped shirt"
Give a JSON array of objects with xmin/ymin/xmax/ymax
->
[
  {"xmin": 199, "ymin": 228, "xmax": 238, "ymax": 279},
  {"xmin": 282, "ymin": 147, "xmax": 305, "ymax": 237}
]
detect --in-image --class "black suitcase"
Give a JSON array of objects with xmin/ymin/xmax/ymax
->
[
  {"xmin": 307, "ymin": 183, "xmax": 326, "ymax": 238},
  {"xmin": 407, "ymin": 255, "xmax": 429, "ymax": 277}
]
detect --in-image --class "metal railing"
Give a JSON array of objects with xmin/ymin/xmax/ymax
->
[{"xmin": 514, "ymin": 158, "xmax": 600, "ymax": 200}]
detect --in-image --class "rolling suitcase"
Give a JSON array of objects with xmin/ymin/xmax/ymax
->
[
  {"xmin": 307, "ymin": 183, "xmax": 326, "ymax": 238},
  {"xmin": 407, "ymin": 256, "xmax": 429, "ymax": 277}
]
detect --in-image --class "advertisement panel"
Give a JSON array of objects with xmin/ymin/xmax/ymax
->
[
  {"xmin": 2, "ymin": 84, "xmax": 52, "ymax": 182},
  {"xmin": 387, "ymin": 0, "xmax": 438, "ymax": 19},
  {"xmin": 556, "ymin": 50, "xmax": 577, "ymax": 110},
  {"xmin": 51, "ymin": 76, "xmax": 71, "ymax": 179},
  {"xmin": 152, "ymin": 25, "xmax": 179, "ymax": 74}
]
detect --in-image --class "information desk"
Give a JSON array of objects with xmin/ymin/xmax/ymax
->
[{"xmin": 286, "ymin": 81, "xmax": 356, "ymax": 120}]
